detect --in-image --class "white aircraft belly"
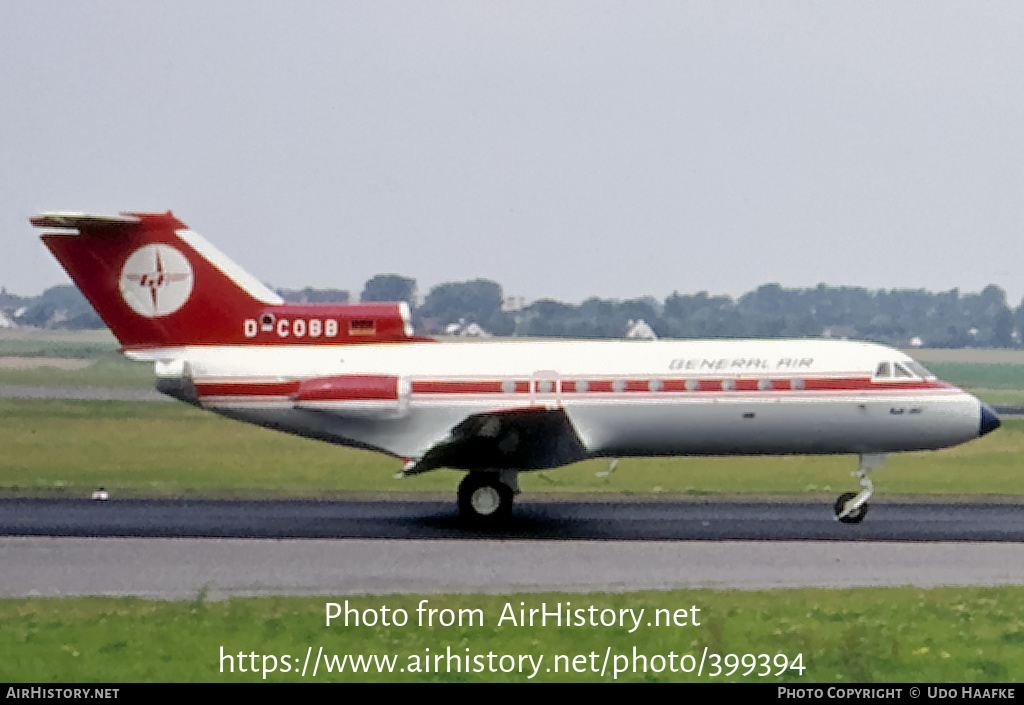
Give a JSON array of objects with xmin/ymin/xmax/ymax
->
[
  {"xmin": 566, "ymin": 393, "xmax": 981, "ymax": 456},
  {"xmin": 210, "ymin": 388, "xmax": 981, "ymax": 465}
]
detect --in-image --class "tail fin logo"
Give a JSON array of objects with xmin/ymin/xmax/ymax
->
[{"xmin": 118, "ymin": 244, "xmax": 194, "ymax": 318}]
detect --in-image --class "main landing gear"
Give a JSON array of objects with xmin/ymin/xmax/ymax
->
[
  {"xmin": 458, "ymin": 470, "xmax": 519, "ymax": 524},
  {"xmin": 834, "ymin": 453, "xmax": 887, "ymax": 524}
]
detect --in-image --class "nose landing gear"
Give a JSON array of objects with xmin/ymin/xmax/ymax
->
[
  {"xmin": 834, "ymin": 453, "xmax": 887, "ymax": 524},
  {"xmin": 834, "ymin": 491, "xmax": 868, "ymax": 524}
]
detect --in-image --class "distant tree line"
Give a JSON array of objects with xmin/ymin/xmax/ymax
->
[
  {"xmin": 378, "ymin": 278, "xmax": 1024, "ymax": 349},
  {"xmin": 6, "ymin": 279, "xmax": 1024, "ymax": 349},
  {"xmin": 0, "ymin": 286, "xmax": 102, "ymax": 329}
]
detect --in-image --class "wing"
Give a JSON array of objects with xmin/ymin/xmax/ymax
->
[{"xmin": 404, "ymin": 407, "xmax": 589, "ymax": 475}]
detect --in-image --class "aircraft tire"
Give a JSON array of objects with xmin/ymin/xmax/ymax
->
[
  {"xmin": 834, "ymin": 491, "xmax": 868, "ymax": 524},
  {"xmin": 458, "ymin": 473, "xmax": 513, "ymax": 523}
]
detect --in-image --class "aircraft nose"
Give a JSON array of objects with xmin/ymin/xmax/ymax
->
[{"xmin": 980, "ymin": 402, "xmax": 1001, "ymax": 437}]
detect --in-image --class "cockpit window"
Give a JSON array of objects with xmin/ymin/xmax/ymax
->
[
  {"xmin": 905, "ymin": 361, "xmax": 935, "ymax": 379},
  {"xmin": 876, "ymin": 360, "xmax": 933, "ymax": 380}
]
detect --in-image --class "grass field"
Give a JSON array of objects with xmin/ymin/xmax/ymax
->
[
  {"xmin": 0, "ymin": 338, "xmax": 118, "ymax": 359},
  {"xmin": 0, "ymin": 334, "xmax": 152, "ymax": 389},
  {"xmin": 1, "ymin": 587, "xmax": 1021, "ymax": 682},
  {"xmin": 921, "ymin": 362, "xmax": 1024, "ymax": 406},
  {"xmin": 0, "ymin": 397, "xmax": 1021, "ymax": 498},
  {"xmin": 0, "ymin": 358, "xmax": 154, "ymax": 389},
  {"xmin": 926, "ymin": 362, "xmax": 1024, "ymax": 389}
]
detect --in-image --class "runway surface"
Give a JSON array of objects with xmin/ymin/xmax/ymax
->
[
  {"xmin": 1, "ymin": 496, "xmax": 1022, "ymax": 541},
  {"xmin": 1, "ymin": 496, "xmax": 1022, "ymax": 598}
]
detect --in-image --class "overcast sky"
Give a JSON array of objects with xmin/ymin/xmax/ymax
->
[{"xmin": 3, "ymin": 1, "xmax": 1023, "ymax": 306}]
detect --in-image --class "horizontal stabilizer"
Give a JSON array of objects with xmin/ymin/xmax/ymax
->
[{"xmin": 30, "ymin": 212, "xmax": 146, "ymax": 231}]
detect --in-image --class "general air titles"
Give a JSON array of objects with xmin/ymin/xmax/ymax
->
[{"xmin": 668, "ymin": 357, "xmax": 814, "ymax": 372}]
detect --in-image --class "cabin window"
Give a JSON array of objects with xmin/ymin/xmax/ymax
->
[
  {"xmin": 350, "ymin": 319, "xmax": 376, "ymax": 335},
  {"xmin": 649, "ymin": 379, "xmax": 664, "ymax": 392},
  {"xmin": 612, "ymin": 379, "xmax": 626, "ymax": 393},
  {"xmin": 758, "ymin": 378, "xmax": 773, "ymax": 391},
  {"xmin": 536, "ymin": 380, "xmax": 554, "ymax": 394},
  {"xmin": 721, "ymin": 379, "xmax": 736, "ymax": 391},
  {"xmin": 790, "ymin": 378, "xmax": 805, "ymax": 390},
  {"xmin": 576, "ymin": 379, "xmax": 589, "ymax": 393},
  {"xmin": 685, "ymin": 379, "xmax": 700, "ymax": 392},
  {"xmin": 501, "ymin": 379, "xmax": 516, "ymax": 394},
  {"xmin": 875, "ymin": 362, "xmax": 892, "ymax": 378}
]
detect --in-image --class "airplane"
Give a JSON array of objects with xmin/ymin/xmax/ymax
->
[{"xmin": 32, "ymin": 211, "xmax": 1002, "ymax": 524}]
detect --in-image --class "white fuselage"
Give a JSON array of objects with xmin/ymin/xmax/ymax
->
[{"xmin": 148, "ymin": 337, "xmax": 988, "ymax": 465}]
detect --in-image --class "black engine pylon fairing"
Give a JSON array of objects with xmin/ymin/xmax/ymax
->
[{"xmin": 407, "ymin": 408, "xmax": 588, "ymax": 475}]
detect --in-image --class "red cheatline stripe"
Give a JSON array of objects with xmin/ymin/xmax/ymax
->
[
  {"xmin": 195, "ymin": 376, "xmax": 956, "ymax": 399},
  {"xmin": 411, "ymin": 380, "xmax": 507, "ymax": 394},
  {"xmin": 194, "ymin": 381, "xmax": 301, "ymax": 397}
]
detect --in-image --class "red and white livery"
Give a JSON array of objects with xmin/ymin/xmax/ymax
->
[{"xmin": 33, "ymin": 211, "xmax": 1001, "ymax": 523}]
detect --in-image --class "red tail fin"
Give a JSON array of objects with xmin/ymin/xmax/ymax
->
[{"xmin": 33, "ymin": 211, "xmax": 419, "ymax": 350}]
